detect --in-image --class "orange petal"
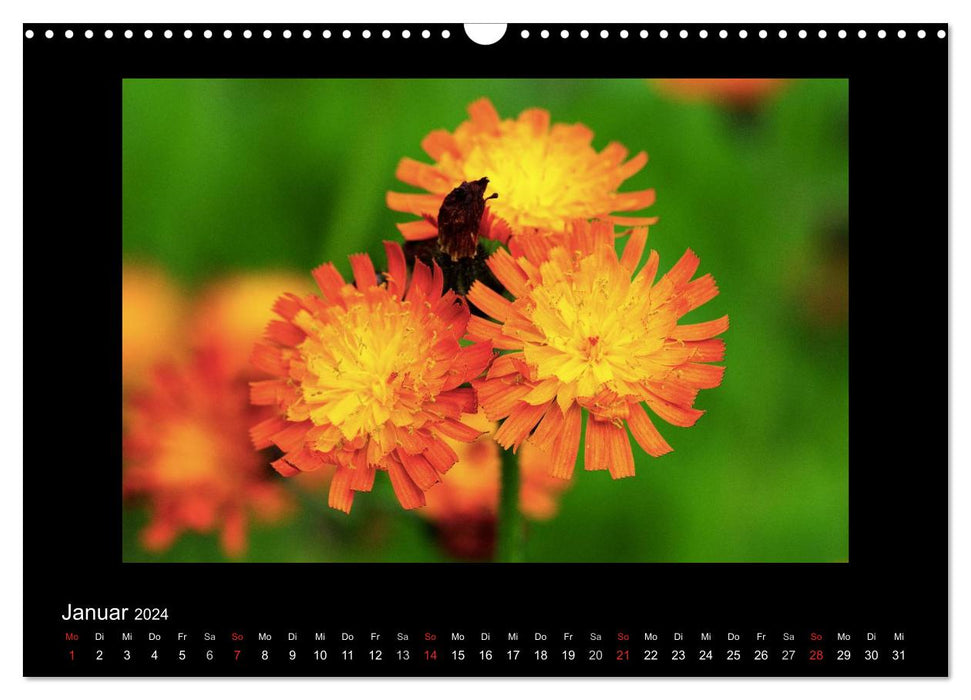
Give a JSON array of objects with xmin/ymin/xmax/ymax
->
[
  {"xmin": 518, "ymin": 107, "xmax": 550, "ymax": 135},
  {"xmin": 444, "ymin": 342, "xmax": 494, "ymax": 390},
  {"xmin": 618, "ymin": 150, "xmax": 648, "ymax": 179},
  {"xmin": 435, "ymin": 418, "xmax": 486, "ymax": 442},
  {"xmin": 311, "ymin": 262, "xmax": 346, "ymax": 305},
  {"xmin": 677, "ymin": 363, "xmax": 726, "ymax": 389},
  {"xmin": 387, "ymin": 458, "xmax": 426, "ymax": 509},
  {"xmin": 686, "ymin": 338, "xmax": 726, "ymax": 363},
  {"xmin": 627, "ymin": 402, "xmax": 673, "ymax": 457},
  {"xmin": 644, "ymin": 392, "xmax": 705, "ymax": 427},
  {"xmin": 251, "ymin": 342, "xmax": 289, "ymax": 378},
  {"xmin": 494, "ymin": 401, "xmax": 547, "ymax": 450},
  {"xmin": 619, "ymin": 227, "xmax": 649, "ymax": 275},
  {"xmin": 472, "ymin": 378, "xmax": 533, "ymax": 420},
  {"xmin": 584, "ymin": 417, "xmax": 635, "ymax": 478},
  {"xmin": 397, "ymin": 450, "xmax": 440, "ymax": 490},
  {"xmin": 612, "ymin": 188, "xmax": 656, "ymax": 212},
  {"xmin": 386, "ymin": 191, "xmax": 443, "ymax": 217},
  {"xmin": 421, "ymin": 129, "xmax": 461, "ymax": 159},
  {"xmin": 250, "ymin": 415, "xmax": 289, "ymax": 449},
  {"xmin": 550, "ymin": 403, "xmax": 582, "ymax": 479},
  {"xmin": 467, "ymin": 282, "xmax": 515, "ymax": 322},
  {"xmin": 683, "ymin": 274, "xmax": 719, "ymax": 313},
  {"xmin": 396, "ymin": 219, "xmax": 438, "ymax": 241},
  {"xmin": 349, "ymin": 252, "xmax": 377, "ymax": 290},
  {"xmin": 422, "ymin": 438, "xmax": 459, "ymax": 474},
  {"xmin": 486, "ymin": 248, "xmax": 530, "ymax": 298},
  {"xmin": 395, "ymin": 157, "xmax": 454, "ymax": 192},
  {"xmin": 671, "ymin": 315, "xmax": 730, "ymax": 341},
  {"xmin": 383, "ymin": 240, "xmax": 408, "ymax": 297},
  {"xmin": 328, "ymin": 467, "xmax": 355, "ymax": 513},
  {"xmin": 467, "ymin": 97, "xmax": 501, "ymax": 133}
]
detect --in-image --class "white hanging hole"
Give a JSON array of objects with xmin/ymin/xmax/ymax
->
[
  {"xmin": 264, "ymin": 30, "xmax": 272, "ymax": 39},
  {"xmin": 283, "ymin": 29, "xmax": 291, "ymax": 39},
  {"xmin": 739, "ymin": 29, "xmax": 748, "ymax": 39},
  {"xmin": 463, "ymin": 24, "xmax": 506, "ymax": 45},
  {"xmin": 105, "ymin": 29, "xmax": 113, "ymax": 38},
  {"xmin": 759, "ymin": 29, "xmax": 767, "ymax": 39},
  {"xmin": 719, "ymin": 29, "xmax": 728, "ymax": 39},
  {"xmin": 798, "ymin": 29, "xmax": 807, "ymax": 39},
  {"xmin": 698, "ymin": 29, "xmax": 707, "ymax": 39},
  {"xmin": 620, "ymin": 29, "xmax": 629, "ymax": 38},
  {"xmin": 858, "ymin": 30, "xmax": 867, "ymax": 38},
  {"xmin": 441, "ymin": 29, "xmax": 450, "ymax": 39},
  {"xmin": 363, "ymin": 29, "xmax": 371, "ymax": 39},
  {"xmin": 143, "ymin": 29, "xmax": 152, "ymax": 39},
  {"xmin": 325, "ymin": 29, "xmax": 333, "ymax": 38},
  {"xmin": 878, "ymin": 29, "xmax": 886, "ymax": 39},
  {"xmin": 818, "ymin": 30, "xmax": 827, "ymax": 39},
  {"xmin": 402, "ymin": 29, "xmax": 410, "ymax": 39},
  {"xmin": 778, "ymin": 29, "xmax": 787, "ymax": 38},
  {"xmin": 601, "ymin": 29, "xmax": 609, "ymax": 39},
  {"xmin": 917, "ymin": 29, "xmax": 926, "ymax": 38},
  {"xmin": 303, "ymin": 29, "xmax": 311, "ymax": 39},
  {"xmin": 679, "ymin": 29, "xmax": 688, "ymax": 39},
  {"xmin": 520, "ymin": 29, "xmax": 529, "ymax": 38},
  {"xmin": 84, "ymin": 29, "xmax": 93, "ymax": 39},
  {"xmin": 45, "ymin": 29, "xmax": 54, "ymax": 38},
  {"xmin": 184, "ymin": 29, "xmax": 193, "ymax": 39},
  {"xmin": 660, "ymin": 29, "xmax": 668, "ymax": 39},
  {"xmin": 581, "ymin": 29, "xmax": 590, "ymax": 39},
  {"xmin": 560, "ymin": 29, "xmax": 569, "ymax": 39},
  {"xmin": 243, "ymin": 29, "xmax": 252, "ymax": 39},
  {"xmin": 540, "ymin": 29, "xmax": 549, "ymax": 39},
  {"xmin": 204, "ymin": 29, "xmax": 212, "ymax": 39},
  {"xmin": 422, "ymin": 29, "xmax": 431, "ymax": 39},
  {"xmin": 65, "ymin": 29, "xmax": 74, "ymax": 39},
  {"xmin": 382, "ymin": 29, "xmax": 391, "ymax": 39},
  {"xmin": 640, "ymin": 29, "xmax": 648, "ymax": 38},
  {"xmin": 25, "ymin": 29, "xmax": 34, "ymax": 39},
  {"xmin": 897, "ymin": 30, "xmax": 906, "ymax": 39},
  {"xmin": 838, "ymin": 29, "xmax": 847, "ymax": 39},
  {"xmin": 124, "ymin": 29, "xmax": 133, "ymax": 39},
  {"xmin": 937, "ymin": 29, "xmax": 946, "ymax": 38},
  {"xmin": 224, "ymin": 29, "xmax": 233, "ymax": 39}
]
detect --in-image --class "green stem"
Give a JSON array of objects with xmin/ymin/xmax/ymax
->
[{"xmin": 496, "ymin": 447, "xmax": 525, "ymax": 562}]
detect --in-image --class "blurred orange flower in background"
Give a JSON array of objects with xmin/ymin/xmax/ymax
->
[
  {"xmin": 191, "ymin": 272, "xmax": 314, "ymax": 376},
  {"xmin": 122, "ymin": 265, "xmax": 186, "ymax": 391},
  {"xmin": 652, "ymin": 79, "xmax": 787, "ymax": 108},
  {"xmin": 388, "ymin": 98, "xmax": 656, "ymax": 251},
  {"xmin": 420, "ymin": 411, "xmax": 571, "ymax": 559},
  {"xmin": 124, "ymin": 351, "xmax": 291, "ymax": 557},
  {"xmin": 467, "ymin": 220, "xmax": 728, "ymax": 480},
  {"xmin": 250, "ymin": 242, "xmax": 494, "ymax": 513}
]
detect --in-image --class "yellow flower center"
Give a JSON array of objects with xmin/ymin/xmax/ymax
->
[
  {"xmin": 521, "ymin": 249, "xmax": 663, "ymax": 399},
  {"xmin": 457, "ymin": 125, "xmax": 618, "ymax": 232},
  {"xmin": 292, "ymin": 293, "xmax": 441, "ymax": 441}
]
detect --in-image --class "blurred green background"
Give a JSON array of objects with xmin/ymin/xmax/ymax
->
[{"xmin": 123, "ymin": 78, "xmax": 848, "ymax": 563}]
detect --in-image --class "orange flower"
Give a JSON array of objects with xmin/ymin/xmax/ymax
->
[
  {"xmin": 191, "ymin": 272, "xmax": 314, "ymax": 376},
  {"xmin": 122, "ymin": 265, "xmax": 185, "ymax": 390},
  {"xmin": 467, "ymin": 220, "xmax": 728, "ymax": 480},
  {"xmin": 388, "ymin": 98, "xmax": 656, "ymax": 250},
  {"xmin": 652, "ymin": 79, "xmax": 787, "ymax": 108},
  {"xmin": 421, "ymin": 411, "xmax": 570, "ymax": 523},
  {"xmin": 249, "ymin": 242, "xmax": 494, "ymax": 512},
  {"xmin": 124, "ymin": 351, "xmax": 290, "ymax": 557}
]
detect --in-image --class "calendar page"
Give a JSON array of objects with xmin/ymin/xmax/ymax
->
[{"xmin": 22, "ymin": 22, "xmax": 947, "ymax": 677}]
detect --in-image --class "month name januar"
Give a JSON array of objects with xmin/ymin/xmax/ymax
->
[{"xmin": 61, "ymin": 603, "xmax": 128, "ymax": 621}]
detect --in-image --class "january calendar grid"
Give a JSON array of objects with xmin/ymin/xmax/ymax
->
[{"xmin": 22, "ymin": 22, "xmax": 947, "ymax": 678}]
